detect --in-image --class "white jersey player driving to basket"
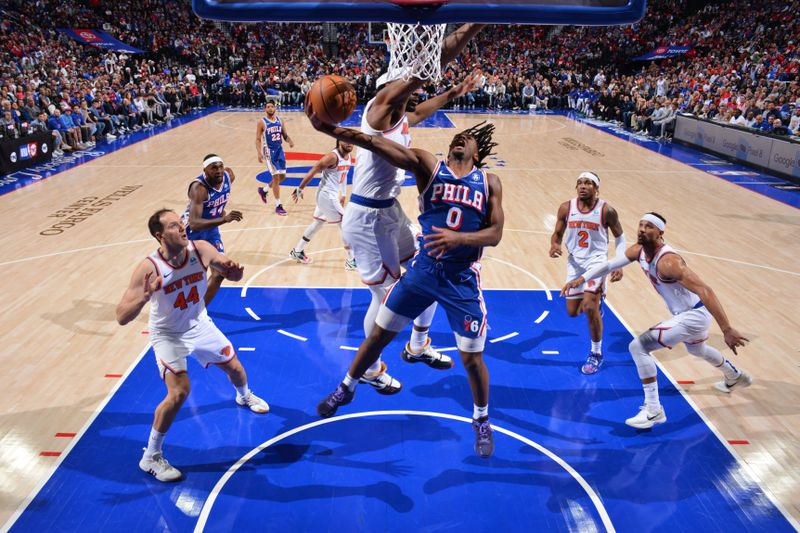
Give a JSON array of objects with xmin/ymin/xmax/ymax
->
[
  {"xmin": 562, "ymin": 212, "xmax": 752, "ymax": 429},
  {"xmin": 340, "ymin": 23, "xmax": 485, "ymax": 394}
]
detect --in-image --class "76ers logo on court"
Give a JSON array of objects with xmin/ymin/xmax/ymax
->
[{"xmin": 464, "ymin": 315, "xmax": 479, "ymax": 333}]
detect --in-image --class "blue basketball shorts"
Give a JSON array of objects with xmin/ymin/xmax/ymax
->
[{"xmin": 378, "ymin": 256, "xmax": 488, "ymax": 351}]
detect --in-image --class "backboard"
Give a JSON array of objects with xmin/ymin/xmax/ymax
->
[{"xmin": 192, "ymin": 0, "xmax": 647, "ymax": 26}]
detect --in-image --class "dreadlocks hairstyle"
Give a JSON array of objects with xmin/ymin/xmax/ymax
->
[{"xmin": 458, "ymin": 121, "xmax": 498, "ymax": 167}]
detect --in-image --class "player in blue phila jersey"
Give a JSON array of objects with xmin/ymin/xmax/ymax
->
[
  {"xmin": 309, "ymin": 112, "xmax": 503, "ymax": 458},
  {"xmin": 256, "ymin": 101, "xmax": 295, "ymax": 216},
  {"xmin": 183, "ymin": 154, "xmax": 242, "ymax": 306}
]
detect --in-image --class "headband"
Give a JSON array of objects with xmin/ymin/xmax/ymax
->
[
  {"xmin": 641, "ymin": 213, "xmax": 666, "ymax": 231},
  {"xmin": 577, "ymin": 171, "xmax": 600, "ymax": 187},
  {"xmin": 203, "ymin": 156, "xmax": 223, "ymax": 168}
]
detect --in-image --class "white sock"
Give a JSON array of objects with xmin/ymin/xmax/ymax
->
[
  {"xmin": 591, "ymin": 340, "xmax": 602, "ymax": 354},
  {"xmin": 145, "ymin": 427, "xmax": 166, "ymax": 458},
  {"xmin": 275, "ymin": 200, "xmax": 282, "ymax": 207},
  {"xmin": 365, "ymin": 359, "xmax": 382, "ymax": 375},
  {"xmin": 642, "ymin": 382, "xmax": 660, "ymax": 410},
  {"xmin": 345, "ymin": 247, "xmax": 354, "ymax": 261},
  {"xmin": 473, "ymin": 404, "xmax": 489, "ymax": 420},
  {"xmin": 343, "ymin": 374, "xmax": 358, "ymax": 392},
  {"xmin": 409, "ymin": 329, "xmax": 429, "ymax": 354},
  {"xmin": 234, "ymin": 384, "xmax": 250, "ymax": 398},
  {"xmin": 294, "ymin": 236, "xmax": 310, "ymax": 253},
  {"xmin": 719, "ymin": 359, "xmax": 740, "ymax": 380}
]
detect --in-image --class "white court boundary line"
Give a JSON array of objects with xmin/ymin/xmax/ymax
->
[
  {"xmin": 605, "ymin": 300, "xmax": 800, "ymax": 530},
  {"xmin": 1, "ymin": 344, "xmax": 153, "ymax": 533},
  {"xmin": 483, "ymin": 255, "xmax": 554, "ymax": 301},
  {"xmin": 191, "ymin": 410, "xmax": 615, "ymax": 533}
]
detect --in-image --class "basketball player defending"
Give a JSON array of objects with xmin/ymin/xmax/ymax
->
[
  {"xmin": 311, "ymin": 112, "xmax": 502, "ymax": 458},
  {"xmin": 257, "ymin": 101, "xmax": 295, "ymax": 216},
  {"xmin": 341, "ymin": 23, "xmax": 486, "ymax": 394},
  {"xmin": 116, "ymin": 209, "xmax": 268, "ymax": 482},
  {"xmin": 549, "ymin": 171, "xmax": 625, "ymax": 374},
  {"xmin": 184, "ymin": 154, "xmax": 242, "ymax": 306},
  {"xmin": 562, "ymin": 212, "xmax": 752, "ymax": 429},
  {"xmin": 288, "ymin": 140, "xmax": 356, "ymax": 269}
]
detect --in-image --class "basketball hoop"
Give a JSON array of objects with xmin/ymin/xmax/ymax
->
[{"xmin": 384, "ymin": 0, "xmax": 447, "ymax": 83}]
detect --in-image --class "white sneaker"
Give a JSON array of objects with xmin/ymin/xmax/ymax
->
[
  {"xmin": 106, "ymin": 133, "xmax": 117, "ymax": 140},
  {"xmin": 358, "ymin": 361, "xmax": 402, "ymax": 395},
  {"xmin": 236, "ymin": 392, "xmax": 270, "ymax": 413},
  {"xmin": 714, "ymin": 371, "xmax": 753, "ymax": 394},
  {"xmin": 625, "ymin": 405, "xmax": 666, "ymax": 429},
  {"xmin": 139, "ymin": 451, "xmax": 182, "ymax": 482}
]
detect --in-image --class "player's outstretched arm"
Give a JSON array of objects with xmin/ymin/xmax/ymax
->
[
  {"xmin": 294, "ymin": 153, "xmax": 337, "ymax": 202},
  {"xmin": 116, "ymin": 259, "xmax": 159, "ymax": 325},
  {"xmin": 423, "ymin": 173, "xmax": 504, "ymax": 259},
  {"xmin": 604, "ymin": 204, "xmax": 626, "ymax": 281},
  {"xmin": 657, "ymin": 255, "xmax": 749, "ymax": 353},
  {"xmin": 560, "ymin": 245, "xmax": 639, "ymax": 296},
  {"xmin": 187, "ymin": 182, "xmax": 242, "ymax": 231},
  {"xmin": 408, "ymin": 72, "xmax": 481, "ymax": 126},
  {"xmin": 308, "ymin": 110, "xmax": 437, "ymax": 179},
  {"xmin": 195, "ymin": 240, "xmax": 244, "ymax": 282},
  {"xmin": 549, "ymin": 201, "xmax": 569, "ymax": 258}
]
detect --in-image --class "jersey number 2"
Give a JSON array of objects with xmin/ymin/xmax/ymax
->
[
  {"xmin": 577, "ymin": 231, "xmax": 589, "ymax": 248},
  {"xmin": 174, "ymin": 286, "xmax": 199, "ymax": 310}
]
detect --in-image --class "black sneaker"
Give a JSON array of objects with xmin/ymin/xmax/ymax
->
[
  {"xmin": 472, "ymin": 416, "xmax": 494, "ymax": 458},
  {"xmin": 317, "ymin": 383, "xmax": 355, "ymax": 418},
  {"xmin": 358, "ymin": 361, "xmax": 402, "ymax": 395},
  {"xmin": 400, "ymin": 341, "xmax": 454, "ymax": 370}
]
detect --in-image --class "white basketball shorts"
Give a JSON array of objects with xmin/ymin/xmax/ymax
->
[{"xmin": 150, "ymin": 315, "xmax": 235, "ymax": 379}]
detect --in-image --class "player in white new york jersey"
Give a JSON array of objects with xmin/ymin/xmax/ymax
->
[
  {"xmin": 562, "ymin": 212, "xmax": 751, "ymax": 430},
  {"xmin": 550, "ymin": 171, "xmax": 625, "ymax": 375},
  {"xmin": 116, "ymin": 209, "xmax": 268, "ymax": 482},
  {"xmin": 289, "ymin": 140, "xmax": 356, "ymax": 268},
  {"xmin": 339, "ymin": 23, "xmax": 485, "ymax": 394}
]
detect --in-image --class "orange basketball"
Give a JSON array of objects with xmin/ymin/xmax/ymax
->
[{"xmin": 304, "ymin": 75, "xmax": 357, "ymax": 125}]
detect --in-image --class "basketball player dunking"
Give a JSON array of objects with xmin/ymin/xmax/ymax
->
[
  {"xmin": 257, "ymin": 101, "xmax": 295, "ymax": 216},
  {"xmin": 562, "ymin": 212, "xmax": 752, "ymax": 429},
  {"xmin": 550, "ymin": 172, "xmax": 625, "ymax": 374},
  {"xmin": 340, "ymin": 23, "xmax": 485, "ymax": 394},
  {"xmin": 289, "ymin": 139, "xmax": 356, "ymax": 269},
  {"xmin": 183, "ymin": 154, "xmax": 242, "ymax": 306},
  {"xmin": 116, "ymin": 209, "xmax": 268, "ymax": 482},
  {"xmin": 310, "ymin": 111, "xmax": 502, "ymax": 458}
]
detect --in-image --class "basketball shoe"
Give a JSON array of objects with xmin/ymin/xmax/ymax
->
[
  {"xmin": 581, "ymin": 352, "xmax": 603, "ymax": 375},
  {"xmin": 472, "ymin": 416, "xmax": 494, "ymax": 458},
  {"xmin": 236, "ymin": 392, "xmax": 270, "ymax": 413},
  {"xmin": 625, "ymin": 405, "xmax": 667, "ymax": 429},
  {"xmin": 139, "ymin": 451, "xmax": 182, "ymax": 482},
  {"xmin": 714, "ymin": 370, "xmax": 753, "ymax": 394},
  {"xmin": 345, "ymin": 258, "xmax": 357, "ymax": 271},
  {"xmin": 401, "ymin": 339, "xmax": 454, "ymax": 370},
  {"xmin": 257, "ymin": 186, "xmax": 269, "ymax": 204},
  {"xmin": 358, "ymin": 361, "xmax": 402, "ymax": 395},
  {"xmin": 290, "ymin": 249, "xmax": 312, "ymax": 264},
  {"xmin": 317, "ymin": 383, "xmax": 355, "ymax": 418}
]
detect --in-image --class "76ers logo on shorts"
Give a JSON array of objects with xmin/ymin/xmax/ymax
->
[{"xmin": 464, "ymin": 315, "xmax": 479, "ymax": 333}]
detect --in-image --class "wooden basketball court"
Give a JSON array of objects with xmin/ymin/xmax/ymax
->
[{"xmin": 1, "ymin": 110, "xmax": 797, "ymax": 526}]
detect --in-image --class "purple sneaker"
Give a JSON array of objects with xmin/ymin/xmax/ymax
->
[
  {"xmin": 317, "ymin": 383, "xmax": 355, "ymax": 418},
  {"xmin": 581, "ymin": 352, "xmax": 603, "ymax": 375},
  {"xmin": 472, "ymin": 416, "xmax": 494, "ymax": 458},
  {"xmin": 257, "ymin": 187, "xmax": 268, "ymax": 204},
  {"xmin": 275, "ymin": 204, "xmax": 287, "ymax": 216}
]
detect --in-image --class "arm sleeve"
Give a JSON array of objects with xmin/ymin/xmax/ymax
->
[
  {"xmin": 581, "ymin": 254, "xmax": 633, "ymax": 281},
  {"xmin": 614, "ymin": 233, "xmax": 626, "ymax": 259}
]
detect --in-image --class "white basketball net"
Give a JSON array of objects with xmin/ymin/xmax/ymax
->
[{"xmin": 386, "ymin": 23, "xmax": 447, "ymax": 83}]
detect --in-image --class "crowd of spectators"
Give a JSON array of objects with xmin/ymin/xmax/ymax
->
[{"xmin": 1, "ymin": 0, "xmax": 798, "ymax": 163}]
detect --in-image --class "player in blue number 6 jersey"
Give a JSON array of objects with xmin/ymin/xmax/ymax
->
[
  {"xmin": 309, "ymin": 111, "xmax": 504, "ymax": 458},
  {"xmin": 183, "ymin": 154, "xmax": 242, "ymax": 306}
]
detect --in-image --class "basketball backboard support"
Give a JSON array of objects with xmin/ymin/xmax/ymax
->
[{"xmin": 192, "ymin": 0, "xmax": 647, "ymax": 26}]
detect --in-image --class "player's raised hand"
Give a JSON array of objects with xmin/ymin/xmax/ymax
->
[
  {"xmin": 722, "ymin": 326, "xmax": 749, "ymax": 355},
  {"xmin": 223, "ymin": 210, "xmax": 243, "ymax": 223},
  {"xmin": 291, "ymin": 187, "xmax": 304, "ymax": 203},
  {"xmin": 218, "ymin": 259, "xmax": 244, "ymax": 282},
  {"xmin": 549, "ymin": 243, "xmax": 563, "ymax": 258},
  {"xmin": 610, "ymin": 269, "xmax": 624, "ymax": 282},
  {"xmin": 142, "ymin": 271, "xmax": 161, "ymax": 300},
  {"xmin": 452, "ymin": 71, "xmax": 482, "ymax": 98},
  {"xmin": 560, "ymin": 277, "xmax": 584, "ymax": 297},
  {"xmin": 423, "ymin": 226, "xmax": 464, "ymax": 260}
]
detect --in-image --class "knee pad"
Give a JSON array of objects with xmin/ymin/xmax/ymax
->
[{"xmin": 629, "ymin": 334, "xmax": 658, "ymax": 380}]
